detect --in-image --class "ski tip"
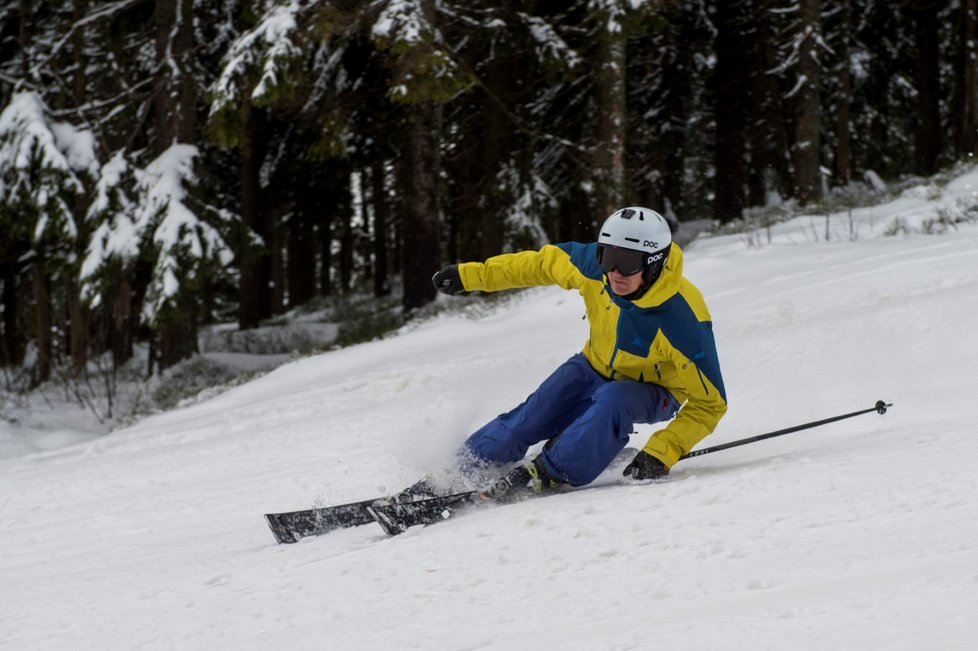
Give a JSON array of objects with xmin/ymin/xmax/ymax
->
[{"xmin": 265, "ymin": 514, "xmax": 299, "ymax": 544}]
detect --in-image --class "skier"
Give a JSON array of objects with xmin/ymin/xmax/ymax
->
[{"xmin": 431, "ymin": 207, "xmax": 727, "ymax": 498}]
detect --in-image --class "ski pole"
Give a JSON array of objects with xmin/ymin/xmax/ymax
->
[{"xmin": 679, "ymin": 400, "xmax": 892, "ymax": 460}]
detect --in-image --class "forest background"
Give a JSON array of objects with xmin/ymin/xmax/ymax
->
[{"xmin": 0, "ymin": 0, "xmax": 971, "ymax": 407}]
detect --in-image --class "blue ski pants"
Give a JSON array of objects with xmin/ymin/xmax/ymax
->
[{"xmin": 461, "ymin": 353, "xmax": 680, "ymax": 486}]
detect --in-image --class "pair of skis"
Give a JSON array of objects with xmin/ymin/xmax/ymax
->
[
  {"xmin": 266, "ymin": 450, "xmax": 641, "ymax": 543},
  {"xmin": 265, "ymin": 400, "xmax": 892, "ymax": 543}
]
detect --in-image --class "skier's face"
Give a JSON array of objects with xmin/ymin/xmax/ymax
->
[{"xmin": 607, "ymin": 269, "xmax": 644, "ymax": 296}]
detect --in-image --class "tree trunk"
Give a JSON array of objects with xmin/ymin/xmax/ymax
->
[
  {"xmin": 748, "ymin": 0, "xmax": 791, "ymax": 206},
  {"xmin": 158, "ymin": 292, "xmax": 198, "ymax": 370},
  {"xmin": 111, "ymin": 273, "xmax": 133, "ymax": 367},
  {"xmin": 832, "ymin": 0, "xmax": 853, "ymax": 186},
  {"xmin": 339, "ymin": 191, "xmax": 354, "ymax": 294},
  {"xmin": 31, "ymin": 260, "xmax": 52, "ymax": 385},
  {"xmin": 152, "ymin": 0, "xmax": 199, "ymax": 367},
  {"xmin": 913, "ymin": 0, "xmax": 942, "ymax": 175},
  {"xmin": 68, "ymin": 0, "xmax": 90, "ymax": 372},
  {"xmin": 318, "ymin": 207, "xmax": 333, "ymax": 297},
  {"xmin": 556, "ymin": 184, "xmax": 594, "ymax": 242},
  {"xmin": 594, "ymin": 21, "xmax": 627, "ymax": 219},
  {"xmin": 287, "ymin": 194, "xmax": 316, "ymax": 307},
  {"xmin": 67, "ymin": 276, "xmax": 88, "ymax": 371},
  {"xmin": 17, "ymin": 0, "xmax": 29, "ymax": 79},
  {"xmin": 479, "ymin": 63, "xmax": 511, "ymax": 259},
  {"xmin": 454, "ymin": 57, "xmax": 511, "ymax": 263},
  {"xmin": 655, "ymin": 28, "xmax": 691, "ymax": 223},
  {"xmin": 154, "ymin": 0, "xmax": 196, "ymax": 144},
  {"xmin": 713, "ymin": 0, "xmax": 747, "ymax": 222},
  {"xmin": 791, "ymin": 0, "xmax": 823, "ymax": 204},
  {"xmin": 238, "ymin": 103, "xmax": 272, "ymax": 328},
  {"xmin": 454, "ymin": 104, "xmax": 483, "ymax": 262},
  {"xmin": 371, "ymin": 157, "xmax": 391, "ymax": 297},
  {"xmin": 71, "ymin": 0, "xmax": 88, "ymax": 108},
  {"xmin": 953, "ymin": 0, "xmax": 978, "ymax": 157},
  {"xmin": 400, "ymin": 100, "xmax": 441, "ymax": 312},
  {"xmin": 271, "ymin": 211, "xmax": 285, "ymax": 312},
  {"xmin": 1, "ymin": 261, "xmax": 23, "ymax": 367}
]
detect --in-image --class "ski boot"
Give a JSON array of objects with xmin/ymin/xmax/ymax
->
[
  {"xmin": 391, "ymin": 476, "xmax": 440, "ymax": 504},
  {"xmin": 480, "ymin": 457, "xmax": 559, "ymax": 501}
]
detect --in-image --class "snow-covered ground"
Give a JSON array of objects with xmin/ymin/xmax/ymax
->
[{"xmin": 3, "ymin": 172, "xmax": 978, "ymax": 650}]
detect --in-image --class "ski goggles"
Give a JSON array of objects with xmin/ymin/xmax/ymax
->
[{"xmin": 597, "ymin": 244, "xmax": 647, "ymax": 276}]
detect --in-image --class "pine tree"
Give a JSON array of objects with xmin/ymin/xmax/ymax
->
[{"xmin": 0, "ymin": 92, "xmax": 97, "ymax": 384}]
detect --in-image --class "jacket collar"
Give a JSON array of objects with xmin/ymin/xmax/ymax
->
[{"xmin": 609, "ymin": 244, "xmax": 684, "ymax": 310}]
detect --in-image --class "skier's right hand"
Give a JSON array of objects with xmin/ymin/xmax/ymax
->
[
  {"xmin": 432, "ymin": 265, "xmax": 466, "ymax": 295},
  {"xmin": 622, "ymin": 450, "xmax": 670, "ymax": 480}
]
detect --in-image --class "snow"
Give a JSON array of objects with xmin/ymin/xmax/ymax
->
[
  {"xmin": 0, "ymin": 420, "xmax": 103, "ymax": 459},
  {"xmin": 3, "ymin": 170, "xmax": 978, "ymax": 648}
]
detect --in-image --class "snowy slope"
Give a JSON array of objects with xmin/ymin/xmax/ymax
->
[{"xmin": 3, "ymin": 175, "xmax": 978, "ymax": 650}]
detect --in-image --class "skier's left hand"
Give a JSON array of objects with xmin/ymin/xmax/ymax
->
[
  {"xmin": 622, "ymin": 450, "xmax": 670, "ymax": 480},
  {"xmin": 432, "ymin": 265, "xmax": 466, "ymax": 295}
]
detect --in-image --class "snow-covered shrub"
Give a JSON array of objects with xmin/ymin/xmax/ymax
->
[
  {"xmin": 151, "ymin": 355, "xmax": 244, "ymax": 410},
  {"xmin": 200, "ymin": 322, "xmax": 339, "ymax": 355}
]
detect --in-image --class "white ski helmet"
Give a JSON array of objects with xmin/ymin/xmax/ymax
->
[
  {"xmin": 597, "ymin": 206, "xmax": 672, "ymax": 255},
  {"xmin": 596, "ymin": 207, "xmax": 673, "ymax": 294}
]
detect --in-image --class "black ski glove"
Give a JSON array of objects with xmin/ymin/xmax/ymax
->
[
  {"xmin": 432, "ymin": 265, "xmax": 466, "ymax": 295},
  {"xmin": 622, "ymin": 450, "xmax": 670, "ymax": 480}
]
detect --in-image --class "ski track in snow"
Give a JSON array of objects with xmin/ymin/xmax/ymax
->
[{"xmin": 3, "ymin": 195, "xmax": 978, "ymax": 648}]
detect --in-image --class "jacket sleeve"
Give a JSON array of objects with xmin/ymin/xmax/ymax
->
[
  {"xmin": 642, "ymin": 388, "xmax": 727, "ymax": 469},
  {"xmin": 642, "ymin": 339, "xmax": 727, "ymax": 468},
  {"xmin": 457, "ymin": 244, "xmax": 584, "ymax": 292}
]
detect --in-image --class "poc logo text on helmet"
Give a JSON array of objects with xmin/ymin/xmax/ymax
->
[{"xmin": 643, "ymin": 240, "xmax": 659, "ymax": 249}]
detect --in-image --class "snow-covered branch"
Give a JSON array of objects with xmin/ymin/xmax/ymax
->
[
  {"xmin": 0, "ymin": 92, "xmax": 97, "ymax": 241},
  {"xmin": 519, "ymin": 13, "xmax": 581, "ymax": 69},
  {"xmin": 209, "ymin": 0, "xmax": 305, "ymax": 115}
]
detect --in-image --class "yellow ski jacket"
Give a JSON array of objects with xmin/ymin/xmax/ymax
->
[{"xmin": 458, "ymin": 241, "xmax": 726, "ymax": 467}]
